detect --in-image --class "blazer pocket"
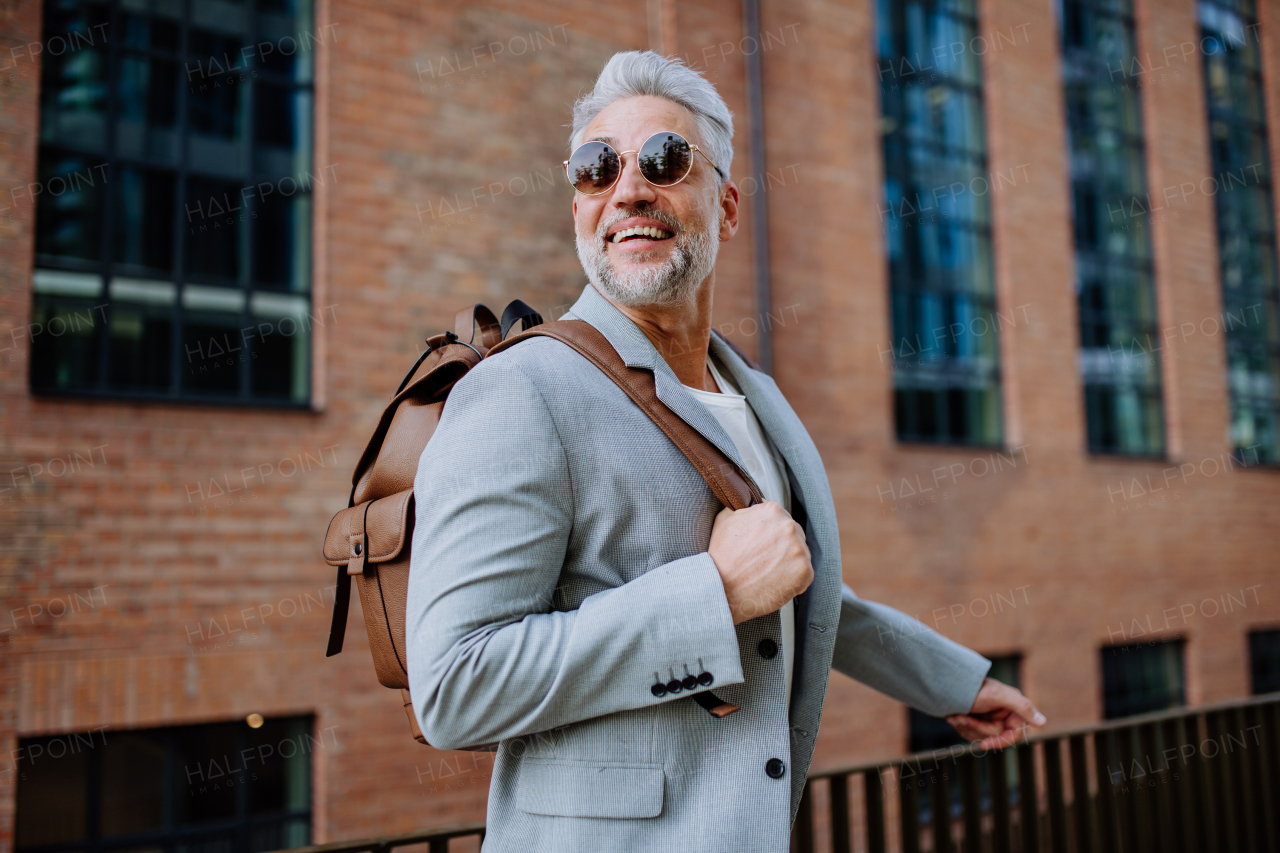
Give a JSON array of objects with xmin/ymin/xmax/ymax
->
[{"xmin": 515, "ymin": 759, "xmax": 664, "ymax": 819}]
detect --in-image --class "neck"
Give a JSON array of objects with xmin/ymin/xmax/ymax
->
[{"xmin": 599, "ymin": 275, "xmax": 718, "ymax": 392}]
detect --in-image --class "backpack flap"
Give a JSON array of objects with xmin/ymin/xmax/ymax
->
[{"xmin": 323, "ymin": 489, "xmax": 414, "ymax": 569}]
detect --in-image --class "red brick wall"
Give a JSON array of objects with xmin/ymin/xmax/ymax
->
[{"xmin": 1, "ymin": 0, "xmax": 1278, "ymax": 846}]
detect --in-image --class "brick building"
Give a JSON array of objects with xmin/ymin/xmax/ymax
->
[{"xmin": 1, "ymin": 0, "xmax": 1278, "ymax": 849}]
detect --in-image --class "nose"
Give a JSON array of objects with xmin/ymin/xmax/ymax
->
[{"xmin": 609, "ymin": 151, "xmax": 658, "ymax": 209}]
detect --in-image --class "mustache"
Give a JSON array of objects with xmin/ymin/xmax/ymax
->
[{"xmin": 593, "ymin": 208, "xmax": 686, "ymax": 242}]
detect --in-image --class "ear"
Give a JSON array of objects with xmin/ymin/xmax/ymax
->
[{"xmin": 718, "ymin": 180, "xmax": 740, "ymax": 242}]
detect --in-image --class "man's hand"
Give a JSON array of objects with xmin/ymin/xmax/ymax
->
[
  {"xmin": 946, "ymin": 677, "xmax": 1047, "ymax": 750},
  {"xmin": 708, "ymin": 502, "xmax": 814, "ymax": 625}
]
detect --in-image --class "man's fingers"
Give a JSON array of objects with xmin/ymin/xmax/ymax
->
[{"xmin": 948, "ymin": 714, "xmax": 1004, "ymax": 738}]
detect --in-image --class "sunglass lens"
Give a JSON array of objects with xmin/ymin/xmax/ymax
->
[
  {"xmin": 567, "ymin": 141, "xmax": 620, "ymax": 194},
  {"xmin": 638, "ymin": 133, "xmax": 693, "ymax": 186}
]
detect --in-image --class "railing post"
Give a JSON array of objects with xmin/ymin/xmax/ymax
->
[
  {"xmin": 958, "ymin": 753, "xmax": 981, "ymax": 853},
  {"xmin": 1017, "ymin": 742, "xmax": 1039, "ymax": 853},
  {"xmin": 989, "ymin": 749, "xmax": 1012, "ymax": 853},
  {"xmin": 1133, "ymin": 723, "xmax": 1158, "ymax": 853},
  {"xmin": 932, "ymin": 753, "xmax": 954, "ymax": 853},
  {"xmin": 1208, "ymin": 710, "xmax": 1241, "ymax": 853},
  {"xmin": 829, "ymin": 772, "xmax": 851, "ymax": 853},
  {"xmin": 1173, "ymin": 713, "xmax": 1201, "ymax": 853},
  {"xmin": 1044, "ymin": 738, "xmax": 1067, "ymax": 853},
  {"xmin": 1069, "ymin": 734, "xmax": 1093, "ymax": 853},
  {"xmin": 901, "ymin": 762, "xmax": 921, "ymax": 853},
  {"xmin": 1251, "ymin": 702, "xmax": 1278, "ymax": 851},
  {"xmin": 1231, "ymin": 706, "xmax": 1260, "ymax": 853},
  {"xmin": 1152, "ymin": 721, "xmax": 1179, "ymax": 853},
  {"xmin": 865, "ymin": 768, "xmax": 887, "ymax": 853}
]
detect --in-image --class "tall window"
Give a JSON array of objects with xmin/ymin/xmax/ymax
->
[
  {"xmin": 1200, "ymin": 0, "xmax": 1280, "ymax": 463},
  {"xmin": 877, "ymin": 0, "xmax": 1002, "ymax": 445},
  {"xmin": 31, "ymin": 0, "xmax": 317, "ymax": 406},
  {"xmin": 1101, "ymin": 639, "xmax": 1185, "ymax": 719},
  {"xmin": 1061, "ymin": 0, "xmax": 1165, "ymax": 455},
  {"xmin": 15, "ymin": 717, "xmax": 313, "ymax": 853}
]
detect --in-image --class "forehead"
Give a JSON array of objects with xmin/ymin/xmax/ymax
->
[{"xmin": 581, "ymin": 95, "xmax": 699, "ymax": 148}]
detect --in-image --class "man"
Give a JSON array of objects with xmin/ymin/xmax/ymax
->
[{"xmin": 407, "ymin": 50, "xmax": 1044, "ymax": 851}]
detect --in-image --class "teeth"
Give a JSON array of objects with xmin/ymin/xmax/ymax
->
[{"xmin": 610, "ymin": 226, "xmax": 674, "ymax": 243}]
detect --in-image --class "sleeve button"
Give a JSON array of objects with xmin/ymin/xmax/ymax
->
[
  {"xmin": 666, "ymin": 679, "xmax": 683, "ymax": 695},
  {"xmin": 651, "ymin": 682, "xmax": 667, "ymax": 697},
  {"xmin": 697, "ymin": 671, "xmax": 714, "ymax": 687},
  {"xmin": 681, "ymin": 674, "xmax": 698, "ymax": 691}
]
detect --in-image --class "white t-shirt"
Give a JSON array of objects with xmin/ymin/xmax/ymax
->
[{"xmin": 684, "ymin": 356, "xmax": 796, "ymax": 707}]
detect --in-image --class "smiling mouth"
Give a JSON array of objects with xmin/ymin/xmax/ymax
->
[{"xmin": 609, "ymin": 226, "xmax": 675, "ymax": 244}]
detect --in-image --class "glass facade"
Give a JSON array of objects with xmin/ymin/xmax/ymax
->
[
  {"xmin": 15, "ymin": 717, "xmax": 312, "ymax": 853},
  {"xmin": 1200, "ymin": 0, "xmax": 1280, "ymax": 463},
  {"xmin": 1061, "ymin": 0, "xmax": 1165, "ymax": 455},
  {"xmin": 31, "ymin": 0, "xmax": 318, "ymax": 405},
  {"xmin": 1101, "ymin": 639, "xmax": 1185, "ymax": 719},
  {"xmin": 877, "ymin": 0, "xmax": 1002, "ymax": 445}
]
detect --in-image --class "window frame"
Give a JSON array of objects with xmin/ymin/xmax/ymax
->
[{"xmin": 29, "ymin": 0, "xmax": 321, "ymax": 410}]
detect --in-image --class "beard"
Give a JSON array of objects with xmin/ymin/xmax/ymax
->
[{"xmin": 575, "ymin": 203, "xmax": 720, "ymax": 308}]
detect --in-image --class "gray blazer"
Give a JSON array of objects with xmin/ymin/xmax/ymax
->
[{"xmin": 407, "ymin": 284, "xmax": 990, "ymax": 852}]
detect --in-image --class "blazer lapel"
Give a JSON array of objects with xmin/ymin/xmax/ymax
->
[{"xmin": 562, "ymin": 285, "xmax": 751, "ymax": 475}]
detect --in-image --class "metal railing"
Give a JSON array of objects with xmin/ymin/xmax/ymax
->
[
  {"xmin": 274, "ymin": 693, "xmax": 1280, "ymax": 853},
  {"xmin": 794, "ymin": 692, "xmax": 1280, "ymax": 852}
]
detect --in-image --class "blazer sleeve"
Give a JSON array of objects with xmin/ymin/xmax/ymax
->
[
  {"xmin": 406, "ymin": 353, "xmax": 746, "ymax": 751},
  {"xmin": 830, "ymin": 584, "xmax": 990, "ymax": 717}
]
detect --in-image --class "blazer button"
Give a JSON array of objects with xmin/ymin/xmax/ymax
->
[
  {"xmin": 765, "ymin": 758, "xmax": 786, "ymax": 779},
  {"xmin": 681, "ymin": 674, "xmax": 698, "ymax": 691},
  {"xmin": 666, "ymin": 679, "xmax": 683, "ymax": 695},
  {"xmin": 758, "ymin": 638, "xmax": 779, "ymax": 660},
  {"xmin": 651, "ymin": 682, "xmax": 667, "ymax": 698},
  {"xmin": 697, "ymin": 671, "xmax": 714, "ymax": 687}
]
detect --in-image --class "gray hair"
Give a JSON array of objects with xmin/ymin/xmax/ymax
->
[{"xmin": 570, "ymin": 51, "xmax": 734, "ymax": 182}]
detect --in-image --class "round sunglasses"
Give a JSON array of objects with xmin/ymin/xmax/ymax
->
[{"xmin": 564, "ymin": 131, "xmax": 726, "ymax": 195}]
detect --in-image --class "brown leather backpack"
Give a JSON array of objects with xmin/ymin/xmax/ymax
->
[{"xmin": 323, "ymin": 300, "xmax": 762, "ymax": 745}]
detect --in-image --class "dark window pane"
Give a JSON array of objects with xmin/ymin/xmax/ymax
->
[
  {"xmin": 113, "ymin": 168, "xmax": 175, "ymax": 272},
  {"xmin": 247, "ymin": 718, "xmax": 311, "ymax": 814},
  {"xmin": 1101, "ymin": 639, "xmax": 1185, "ymax": 719},
  {"xmin": 1250, "ymin": 630, "xmax": 1280, "ymax": 694},
  {"xmin": 182, "ymin": 315, "xmax": 245, "ymax": 395},
  {"xmin": 121, "ymin": 10, "xmax": 180, "ymax": 51},
  {"xmin": 108, "ymin": 302, "xmax": 172, "ymax": 391},
  {"xmin": 39, "ymin": 2, "xmax": 110, "ymax": 153},
  {"xmin": 30, "ymin": 297, "xmax": 104, "ymax": 391},
  {"xmin": 14, "ymin": 735, "xmax": 91, "ymax": 846},
  {"xmin": 116, "ymin": 54, "xmax": 180, "ymax": 165},
  {"xmin": 175, "ymin": 725, "xmax": 240, "ymax": 824},
  {"xmin": 185, "ymin": 178, "xmax": 244, "ymax": 281},
  {"xmin": 252, "ymin": 192, "xmax": 310, "ymax": 290},
  {"xmin": 34, "ymin": 152, "xmax": 105, "ymax": 262},
  {"xmin": 100, "ymin": 732, "xmax": 166, "ymax": 836},
  {"xmin": 250, "ymin": 306, "xmax": 309, "ymax": 400}
]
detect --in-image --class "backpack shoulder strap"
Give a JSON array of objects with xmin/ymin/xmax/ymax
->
[{"xmin": 489, "ymin": 320, "xmax": 763, "ymax": 511}]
